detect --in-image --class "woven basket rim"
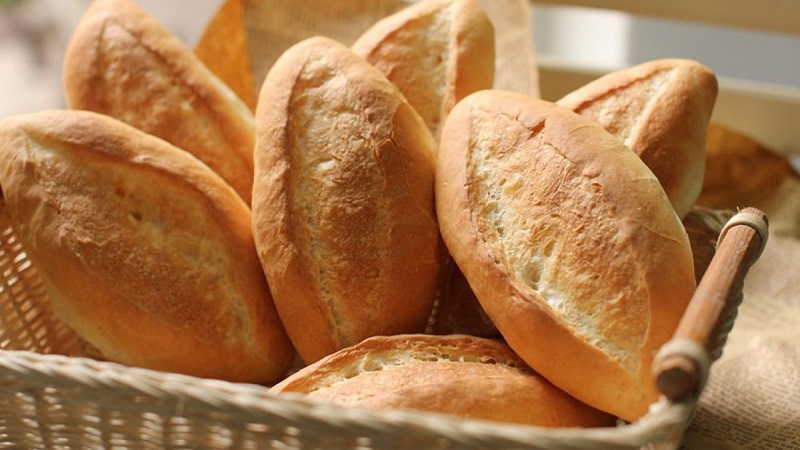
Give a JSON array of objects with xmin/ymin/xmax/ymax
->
[{"xmin": 0, "ymin": 347, "xmax": 694, "ymax": 448}]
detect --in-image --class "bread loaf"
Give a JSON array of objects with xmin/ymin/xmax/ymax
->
[
  {"xmin": 63, "ymin": 0, "xmax": 256, "ymax": 204},
  {"xmin": 557, "ymin": 59, "xmax": 717, "ymax": 218},
  {"xmin": 351, "ymin": 0, "xmax": 495, "ymax": 139},
  {"xmin": 253, "ymin": 37, "xmax": 442, "ymax": 364},
  {"xmin": 699, "ymin": 122, "xmax": 795, "ymax": 210},
  {"xmin": 272, "ymin": 334, "xmax": 617, "ymax": 428},
  {"xmin": 351, "ymin": 0, "xmax": 496, "ymax": 338},
  {"xmin": 0, "ymin": 110, "xmax": 293, "ymax": 384},
  {"xmin": 436, "ymin": 90, "xmax": 697, "ymax": 421}
]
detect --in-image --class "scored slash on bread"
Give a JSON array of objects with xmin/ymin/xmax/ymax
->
[
  {"xmin": 62, "ymin": 0, "xmax": 257, "ymax": 205},
  {"xmin": 253, "ymin": 37, "xmax": 442, "ymax": 364},
  {"xmin": 0, "ymin": 110, "xmax": 294, "ymax": 384},
  {"xmin": 351, "ymin": 0, "xmax": 498, "ymax": 338},
  {"xmin": 351, "ymin": 0, "xmax": 495, "ymax": 139},
  {"xmin": 272, "ymin": 334, "xmax": 617, "ymax": 428},
  {"xmin": 557, "ymin": 59, "xmax": 718, "ymax": 219},
  {"xmin": 6, "ymin": 0, "xmax": 725, "ymax": 427},
  {"xmin": 436, "ymin": 90, "xmax": 697, "ymax": 421}
]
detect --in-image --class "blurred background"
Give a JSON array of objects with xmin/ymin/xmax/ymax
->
[
  {"xmin": 532, "ymin": 4, "xmax": 800, "ymax": 88},
  {"xmin": 2, "ymin": 0, "xmax": 800, "ymax": 120},
  {"xmin": 0, "ymin": 0, "xmax": 219, "ymax": 118}
]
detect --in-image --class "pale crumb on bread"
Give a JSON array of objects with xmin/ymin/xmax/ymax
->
[
  {"xmin": 254, "ymin": 37, "xmax": 441, "ymax": 364},
  {"xmin": 569, "ymin": 68, "xmax": 675, "ymax": 146},
  {"xmin": 0, "ymin": 110, "xmax": 293, "ymax": 384},
  {"xmin": 468, "ymin": 107, "xmax": 644, "ymax": 371},
  {"xmin": 436, "ymin": 90, "xmax": 696, "ymax": 421}
]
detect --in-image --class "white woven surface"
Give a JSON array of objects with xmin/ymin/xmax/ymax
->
[{"xmin": 0, "ymin": 203, "xmax": 761, "ymax": 449}]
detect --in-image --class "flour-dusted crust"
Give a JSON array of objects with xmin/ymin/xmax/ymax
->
[
  {"xmin": 557, "ymin": 59, "xmax": 718, "ymax": 218},
  {"xmin": 0, "ymin": 110, "xmax": 293, "ymax": 383},
  {"xmin": 272, "ymin": 334, "xmax": 616, "ymax": 427},
  {"xmin": 352, "ymin": 0, "xmax": 495, "ymax": 139},
  {"xmin": 436, "ymin": 90, "xmax": 696, "ymax": 421},
  {"xmin": 63, "ymin": 0, "xmax": 256, "ymax": 204},
  {"xmin": 253, "ymin": 37, "xmax": 441, "ymax": 364}
]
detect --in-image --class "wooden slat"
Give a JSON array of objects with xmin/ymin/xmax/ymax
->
[
  {"xmin": 531, "ymin": 0, "xmax": 800, "ymax": 36},
  {"xmin": 654, "ymin": 208, "xmax": 768, "ymax": 401}
]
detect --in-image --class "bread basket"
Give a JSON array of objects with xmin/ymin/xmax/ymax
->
[
  {"xmin": 0, "ymin": 199, "xmax": 770, "ymax": 450},
  {"xmin": 0, "ymin": 0, "xmax": 790, "ymax": 448}
]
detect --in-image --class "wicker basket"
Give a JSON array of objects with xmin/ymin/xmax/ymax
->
[
  {"xmin": 0, "ymin": 190, "xmax": 768, "ymax": 450},
  {"xmin": 0, "ymin": 0, "xmax": 782, "ymax": 446}
]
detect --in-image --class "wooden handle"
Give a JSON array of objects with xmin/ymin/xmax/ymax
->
[{"xmin": 654, "ymin": 207, "xmax": 768, "ymax": 401}]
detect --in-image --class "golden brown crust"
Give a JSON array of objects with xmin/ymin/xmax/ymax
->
[
  {"xmin": 63, "ymin": 0, "xmax": 256, "ymax": 204},
  {"xmin": 557, "ymin": 59, "xmax": 718, "ymax": 218},
  {"xmin": 699, "ymin": 122, "xmax": 795, "ymax": 210},
  {"xmin": 253, "ymin": 37, "xmax": 441, "ymax": 364},
  {"xmin": 436, "ymin": 90, "xmax": 696, "ymax": 421},
  {"xmin": 0, "ymin": 110, "xmax": 293, "ymax": 384},
  {"xmin": 351, "ymin": 0, "xmax": 495, "ymax": 139},
  {"xmin": 272, "ymin": 334, "xmax": 616, "ymax": 427}
]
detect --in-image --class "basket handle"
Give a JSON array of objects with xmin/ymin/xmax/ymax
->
[{"xmin": 652, "ymin": 207, "xmax": 769, "ymax": 402}]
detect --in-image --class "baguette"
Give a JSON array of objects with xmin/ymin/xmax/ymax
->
[
  {"xmin": 63, "ymin": 0, "xmax": 256, "ymax": 204},
  {"xmin": 0, "ymin": 110, "xmax": 293, "ymax": 384},
  {"xmin": 351, "ymin": 0, "xmax": 495, "ymax": 139},
  {"xmin": 272, "ymin": 334, "xmax": 616, "ymax": 428},
  {"xmin": 253, "ymin": 37, "xmax": 442, "ymax": 364},
  {"xmin": 557, "ymin": 59, "xmax": 718, "ymax": 218},
  {"xmin": 436, "ymin": 90, "xmax": 696, "ymax": 421}
]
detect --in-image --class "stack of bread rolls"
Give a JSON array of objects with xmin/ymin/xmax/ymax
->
[{"xmin": 0, "ymin": 0, "xmax": 721, "ymax": 428}]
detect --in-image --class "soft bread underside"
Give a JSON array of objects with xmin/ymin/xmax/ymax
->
[{"xmin": 272, "ymin": 335, "xmax": 617, "ymax": 427}]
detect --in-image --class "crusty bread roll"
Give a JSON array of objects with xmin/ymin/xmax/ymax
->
[
  {"xmin": 557, "ymin": 59, "xmax": 718, "ymax": 219},
  {"xmin": 351, "ymin": 0, "xmax": 495, "ymax": 338},
  {"xmin": 253, "ymin": 37, "xmax": 442, "ymax": 364},
  {"xmin": 699, "ymin": 122, "xmax": 795, "ymax": 210},
  {"xmin": 0, "ymin": 110, "xmax": 293, "ymax": 384},
  {"xmin": 63, "ymin": 0, "xmax": 256, "ymax": 204},
  {"xmin": 351, "ymin": 0, "xmax": 495, "ymax": 139},
  {"xmin": 429, "ymin": 206, "xmax": 729, "ymax": 337},
  {"xmin": 436, "ymin": 90, "xmax": 696, "ymax": 421},
  {"xmin": 272, "ymin": 334, "xmax": 617, "ymax": 427}
]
